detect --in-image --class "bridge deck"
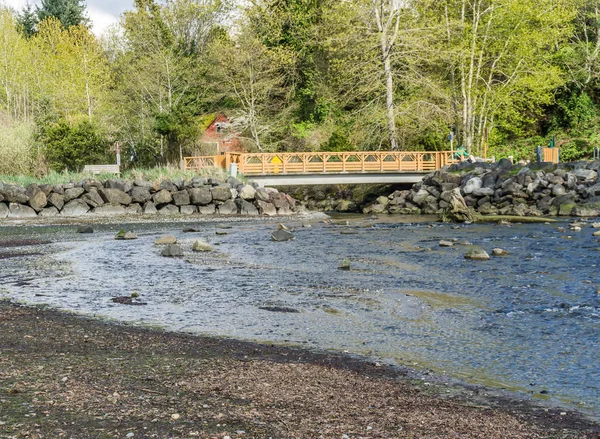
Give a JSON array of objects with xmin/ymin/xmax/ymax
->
[{"xmin": 184, "ymin": 151, "xmax": 458, "ymax": 178}]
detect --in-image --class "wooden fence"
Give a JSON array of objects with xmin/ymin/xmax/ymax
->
[{"xmin": 184, "ymin": 151, "xmax": 458, "ymax": 175}]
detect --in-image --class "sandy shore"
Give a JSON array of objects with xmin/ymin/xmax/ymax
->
[{"xmin": 0, "ymin": 301, "xmax": 598, "ymax": 439}]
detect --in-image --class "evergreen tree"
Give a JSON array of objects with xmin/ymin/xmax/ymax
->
[
  {"xmin": 17, "ymin": 2, "xmax": 37, "ymax": 37},
  {"xmin": 36, "ymin": 0, "xmax": 90, "ymax": 29}
]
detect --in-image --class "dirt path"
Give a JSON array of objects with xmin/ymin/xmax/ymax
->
[{"xmin": 0, "ymin": 301, "xmax": 598, "ymax": 439}]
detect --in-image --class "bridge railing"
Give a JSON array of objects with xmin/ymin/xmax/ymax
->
[{"xmin": 184, "ymin": 151, "xmax": 457, "ymax": 174}]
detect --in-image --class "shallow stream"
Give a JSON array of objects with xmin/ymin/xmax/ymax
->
[{"xmin": 1, "ymin": 215, "xmax": 599, "ymax": 418}]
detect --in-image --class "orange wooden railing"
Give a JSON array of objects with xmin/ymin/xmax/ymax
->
[{"xmin": 184, "ymin": 151, "xmax": 458, "ymax": 175}]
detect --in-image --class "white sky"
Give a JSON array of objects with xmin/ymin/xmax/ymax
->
[{"xmin": 2, "ymin": 0, "xmax": 133, "ymax": 35}]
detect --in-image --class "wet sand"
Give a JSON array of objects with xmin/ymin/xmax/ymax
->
[{"xmin": 0, "ymin": 301, "xmax": 598, "ymax": 439}]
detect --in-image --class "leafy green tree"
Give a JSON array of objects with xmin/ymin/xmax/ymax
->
[
  {"xmin": 17, "ymin": 2, "xmax": 37, "ymax": 37},
  {"xmin": 40, "ymin": 119, "xmax": 111, "ymax": 172},
  {"xmin": 209, "ymin": 27, "xmax": 291, "ymax": 151},
  {"xmin": 36, "ymin": 0, "xmax": 89, "ymax": 29},
  {"xmin": 434, "ymin": 0, "xmax": 577, "ymax": 155}
]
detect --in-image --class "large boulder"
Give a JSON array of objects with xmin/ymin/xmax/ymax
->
[
  {"xmin": 411, "ymin": 188, "xmax": 430, "ymax": 205},
  {"xmin": 462, "ymin": 177, "xmax": 483, "ymax": 195},
  {"xmin": 158, "ymin": 179, "xmax": 178, "ymax": 192},
  {"xmin": 442, "ymin": 188, "xmax": 478, "ymax": 222},
  {"xmin": 189, "ymin": 187, "xmax": 212, "ymax": 205},
  {"xmin": 236, "ymin": 199, "xmax": 259, "ymax": 215},
  {"xmin": 180, "ymin": 205, "xmax": 197, "ymax": 215},
  {"xmin": 82, "ymin": 179, "xmax": 103, "ymax": 192},
  {"xmin": 0, "ymin": 202, "xmax": 8, "ymax": 218},
  {"xmin": 255, "ymin": 188, "xmax": 271, "ymax": 202},
  {"xmin": 198, "ymin": 204, "xmax": 216, "ymax": 215},
  {"xmin": 211, "ymin": 185, "xmax": 232, "ymax": 202},
  {"xmin": 98, "ymin": 188, "xmax": 132, "ymax": 205},
  {"xmin": 47, "ymin": 193, "xmax": 65, "ymax": 210},
  {"xmin": 257, "ymin": 200, "xmax": 277, "ymax": 216},
  {"xmin": 64, "ymin": 187, "xmax": 85, "ymax": 202},
  {"xmin": 61, "ymin": 199, "xmax": 90, "ymax": 217},
  {"xmin": 217, "ymin": 200, "xmax": 237, "ymax": 215},
  {"xmin": 239, "ymin": 184, "xmax": 256, "ymax": 201},
  {"xmin": 269, "ymin": 193, "xmax": 290, "ymax": 209},
  {"xmin": 26, "ymin": 185, "xmax": 47, "ymax": 212},
  {"xmin": 39, "ymin": 206, "xmax": 59, "ymax": 217},
  {"xmin": 572, "ymin": 169, "xmax": 597, "ymax": 183},
  {"xmin": 1, "ymin": 185, "xmax": 29, "ymax": 204},
  {"xmin": 143, "ymin": 201, "xmax": 158, "ymax": 215},
  {"xmin": 105, "ymin": 179, "xmax": 133, "ymax": 193},
  {"xmin": 172, "ymin": 190, "xmax": 191, "ymax": 206},
  {"xmin": 92, "ymin": 204, "xmax": 126, "ymax": 216},
  {"xmin": 8, "ymin": 203, "xmax": 37, "ymax": 218},
  {"xmin": 81, "ymin": 190, "xmax": 105, "ymax": 208},
  {"xmin": 152, "ymin": 189, "xmax": 173, "ymax": 206},
  {"xmin": 130, "ymin": 187, "xmax": 152, "ymax": 204},
  {"xmin": 158, "ymin": 204, "xmax": 180, "ymax": 215}
]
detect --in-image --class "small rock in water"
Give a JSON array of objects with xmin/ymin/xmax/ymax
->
[
  {"xmin": 155, "ymin": 235, "xmax": 177, "ymax": 245},
  {"xmin": 278, "ymin": 223, "xmax": 289, "ymax": 231},
  {"xmin": 183, "ymin": 228, "xmax": 200, "ymax": 233},
  {"xmin": 491, "ymin": 248, "xmax": 509, "ymax": 256},
  {"xmin": 302, "ymin": 223, "xmax": 312, "ymax": 228},
  {"xmin": 569, "ymin": 226, "xmax": 582, "ymax": 232},
  {"xmin": 457, "ymin": 240, "xmax": 472, "ymax": 246},
  {"xmin": 439, "ymin": 240, "xmax": 454, "ymax": 247},
  {"xmin": 592, "ymin": 222, "xmax": 600, "ymax": 229},
  {"xmin": 464, "ymin": 249, "xmax": 490, "ymax": 260},
  {"xmin": 192, "ymin": 239, "xmax": 212, "ymax": 252},
  {"xmin": 271, "ymin": 229, "xmax": 294, "ymax": 241},
  {"xmin": 338, "ymin": 259, "xmax": 351, "ymax": 270},
  {"xmin": 216, "ymin": 231, "xmax": 228, "ymax": 235},
  {"xmin": 161, "ymin": 244, "xmax": 183, "ymax": 257},
  {"xmin": 340, "ymin": 229, "xmax": 358, "ymax": 235},
  {"xmin": 111, "ymin": 296, "xmax": 147, "ymax": 305},
  {"xmin": 77, "ymin": 226, "xmax": 94, "ymax": 234},
  {"xmin": 593, "ymin": 230, "xmax": 600, "ymax": 236},
  {"xmin": 115, "ymin": 230, "xmax": 137, "ymax": 240},
  {"xmin": 259, "ymin": 306, "xmax": 300, "ymax": 313}
]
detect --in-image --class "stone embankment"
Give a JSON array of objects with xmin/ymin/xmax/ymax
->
[
  {"xmin": 363, "ymin": 159, "xmax": 600, "ymax": 217},
  {"xmin": 0, "ymin": 176, "xmax": 299, "ymax": 219}
]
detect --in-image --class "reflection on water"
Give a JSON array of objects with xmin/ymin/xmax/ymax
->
[{"xmin": 1, "ymin": 215, "xmax": 599, "ymax": 418}]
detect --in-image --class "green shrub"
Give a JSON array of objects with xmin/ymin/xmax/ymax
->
[
  {"xmin": 41, "ymin": 120, "xmax": 112, "ymax": 172},
  {"xmin": 0, "ymin": 118, "xmax": 35, "ymax": 175}
]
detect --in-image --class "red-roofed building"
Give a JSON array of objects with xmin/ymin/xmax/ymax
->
[{"xmin": 201, "ymin": 113, "xmax": 242, "ymax": 154}]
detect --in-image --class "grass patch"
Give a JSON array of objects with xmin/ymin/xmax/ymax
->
[{"xmin": 0, "ymin": 166, "xmax": 230, "ymax": 186}]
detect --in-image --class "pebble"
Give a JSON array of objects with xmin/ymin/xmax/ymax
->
[
  {"xmin": 171, "ymin": 413, "xmax": 180, "ymax": 420},
  {"xmin": 126, "ymin": 433, "xmax": 134, "ymax": 438},
  {"xmin": 439, "ymin": 240, "xmax": 454, "ymax": 247}
]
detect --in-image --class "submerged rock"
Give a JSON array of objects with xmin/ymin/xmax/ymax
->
[
  {"xmin": 464, "ymin": 249, "xmax": 490, "ymax": 260},
  {"xmin": 77, "ymin": 226, "xmax": 94, "ymax": 234},
  {"xmin": 155, "ymin": 235, "xmax": 177, "ymax": 245},
  {"xmin": 115, "ymin": 230, "xmax": 137, "ymax": 240},
  {"xmin": 192, "ymin": 239, "xmax": 212, "ymax": 252},
  {"xmin": 161, "ymin": 243, "xmax": 183, "ymax": 257},
  {"xmin": 491, "ymin": 248, "xmax": 509, "ymax": 256},
  {"xmin": 271, "ymin": 229, "xmax": 295, "ymax": 242}
]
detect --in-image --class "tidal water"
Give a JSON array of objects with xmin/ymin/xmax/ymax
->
[{"xmin": 1, "ymin": 215, "xmax": 599, "ymax": 418}]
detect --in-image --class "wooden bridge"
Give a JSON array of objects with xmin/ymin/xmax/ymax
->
[{"xmin": 184, "ymin": 151, "xmax": 459, "ymax": 185}]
